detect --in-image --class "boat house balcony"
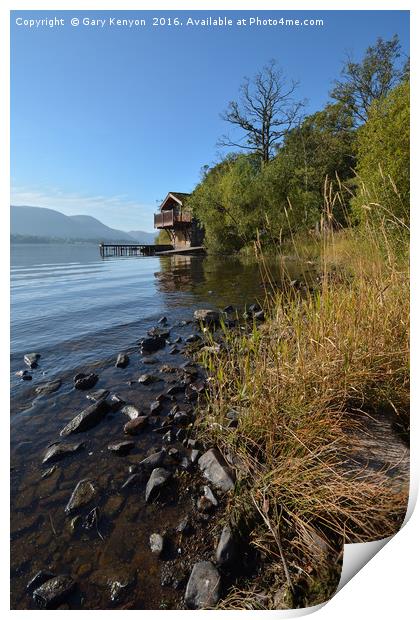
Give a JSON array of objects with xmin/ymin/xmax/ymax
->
[{"xmin": 154, "ymin": 209, "xmax": 192, "ymax": 229}]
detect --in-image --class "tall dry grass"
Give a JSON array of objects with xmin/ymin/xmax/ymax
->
[{"xmin": 196, "ymin": 185, "xmax": 409, "ymax": 608}]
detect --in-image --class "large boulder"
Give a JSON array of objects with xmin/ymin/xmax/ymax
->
[
  {"xmin": 65, "ymin": 479, "xmax": 96, "ymax": 514},
  {"xmin": 198, "ymin": 449, "xmax": 235, "ymax": 492},
  {"xmin": 60, "ymin": 399, "xmax": 109, "ymax": 436},
  {"xmin": 184, "ymin": 561, "xmax": 221, "ymax": 609},
  {"xmin": 145, "ymin": 468, "xmax": 171, "ymax": 502},
  {"xmin": 42, "ymin": 441, "xmax": 84, "ymax": 464},
  {"xmin": 32, "ymin": 575, "xmax": 75, "ymax": 608}
]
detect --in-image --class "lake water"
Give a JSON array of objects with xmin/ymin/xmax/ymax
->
[{"xmin": 11, "ymin": 244, "xmax": 312, "ymax": 609}]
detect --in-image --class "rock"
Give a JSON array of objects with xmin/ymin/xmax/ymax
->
[
  {"xmin": 166, "ymin": 384, "xmax": 185, "ymax": 396},
  {"xmin": 254, "ymin": 310, "xmax": 265, "ymax": 321},
  {"xmin": 145, "ymin": 468, "xmax": 171, "ymax": 502},
  {"xmin": 185, "ymin": 334, "xmax": 202, "ymax": 344},
  {"xmin": 60, "ymin": 399, "xmax": 109, "ymax": 436},
  {"xmin": 121, "ymin": 405, "xmax": 140, "ymax": 420},
  {"xmin": 109, "ymin": 577, "xmax": 134, "ymax": 603},
  {"xmin": 184, "ymin": 561, "xmax": 221, "ymax": 609},
  {"xmin": 121, "ymin": 473, "xmax": 142, "ymax": 489},
  {"xmin": 148, "ymin": 327, "xmax": 170, "ymax": 339},
  {"xmin": 24, "ymin": 352, "xmax": 40, "ymax": 368},
  {"xmin": 35, "ymin": 379, "xmax": 61, "ymax": 395},
  {"xmin": 203, "ymin": 485, "xmax": 218, "ymax": 506},
  {"xmin": 197, "ymin": 496, "xmax": 214, "ymax": 513},
  {"xmin": 27, "ymin": 570, "xmax": 55, "ymax": 593},
  {"xmin": 215, "ymin": 525, "xmax": 236, "ymax": 566},
  {"xmin": 87, "ymin": 388, "xmax": 110, "ymax": 402},
  {"xmin": 150, "ymin": 400, "xmax": 162, "ymax": 414},
  {"xmin": 162, "ymin": 430, "xmax": 174, "ymax": 444},
  {"xmin": 140, "ymin": 336, "xmax": 166, "ymax": 354},
  {"xmin": 173, "ymin": 411, "xmax": 190, "ymax": 425},
  {"xmin": 108, "ymin": 441, "xmax": 135, "ymax": 455},
  {"xmin": 198, "ymin": 448, "xmax": 235, "ymax": 492},
  {"xmin": 41, "ymin": 465, "xmax": 57, "ymax": 478},
  {"xmin": 32, "ymin": 575, "xmax": 75, "ymax": 608},
  {"xmin": 138, "ymin": 374, "xmax": 160, "ymax": 385},
  {"xmin": 223, "ymin": 305, "xmax": 235, "ymax": 314},
  {"xmin": 107, "ymin": 393, "xmax": 125, "ymax": 410},
  {"xmin": 169, "ymin": 346, "xmax": 179, "ymax": 355},
  {"xmin": 83, "ymin": 506, "xmax": 100, "ymax": 530},
  {"xmin": 124, "ymin": 416, "xmax": 148, "ymax": 435},
  {"xmin": 158, "ymin": 316, "xmax": 168, "ymax": 325},
  {"xmin": 190, "ymin": 449, "xmax": 201, "ymax": 464},
  {"xmin": 74, "ymin": 372, "xmax": 98, "ymax": 390},
  {"xmin": 176, "ymin": 516, "xmax": 193, "ymax": 535},
  {"xmin": 42, "ymin": 441, "xmax": 85, "ymax": 464},
  {"xmin": 138, "ymin": 450, "xmax": 166, "ymax": 470},
  {"xmin": 16, "ymin": 369, "xmax": 32, "ymax": 380},
  {"xmin": 115, "ymin": 353, "xmax": 129, "ymax": 368},
  {"xmin": 193, "ymin": 309, "xmax": 220, "ymax": 325},
  {"xmin": 65, "ymin": 479, "xmax": 96, "ymax": 514},
  {"xmin": 149, "ymin": 533, "xmax": 165, "ymax": 556},
  {"xmin": 143, "ymin": 356, "xmax": 158, "ymax": 365}
]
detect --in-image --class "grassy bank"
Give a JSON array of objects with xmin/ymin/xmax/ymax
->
[{"xmin": 195, "ymin": 213, "xmax": 409, "ymax": 608}]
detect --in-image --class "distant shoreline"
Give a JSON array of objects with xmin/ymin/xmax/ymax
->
[{"xmin": 10, "ymin": 235, "xmax": 152, "ymax": 245}]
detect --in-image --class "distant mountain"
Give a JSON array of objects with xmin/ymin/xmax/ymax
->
[
  {"xmin": 10, "ymin": 206, "xmax": 146, "ymax": 243},
  {"xmin": 127, "ymin": 229, "xmax": 157, "ymax": 244}
]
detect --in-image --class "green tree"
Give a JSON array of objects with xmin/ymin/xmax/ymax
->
[
  {"xmin": 331, "ymin": 35, "xmax": 406, "ymax": 124},
  {"xmin": 352, "ymin": 80, "xmax": 409, "ymax": 225}
]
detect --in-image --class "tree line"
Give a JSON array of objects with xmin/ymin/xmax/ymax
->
[{"xmin": 187, "ymin": 35, "xmax": 409, "ymax": 252}]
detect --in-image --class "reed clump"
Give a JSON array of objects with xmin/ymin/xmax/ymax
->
[{"xmin": 196, "ymin": 192, "xmax": 409, "ymax": 609}]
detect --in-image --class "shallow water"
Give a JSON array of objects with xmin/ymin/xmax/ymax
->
[{"xmin": 11, "ymin": 244, "xmax": 311, "ymax": 609}]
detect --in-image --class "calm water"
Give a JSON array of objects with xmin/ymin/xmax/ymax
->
[{"xmin": 10, "ymin": 244, "xmax": 308, "ymax": 610}]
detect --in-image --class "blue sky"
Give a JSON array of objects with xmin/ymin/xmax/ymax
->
[{"xmin": 11, "ymin": 10, "xmax": 409, "ymax": 232}]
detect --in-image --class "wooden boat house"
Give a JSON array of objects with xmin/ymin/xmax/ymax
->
[{"xmin": 154, "ymin": 192, "xmax": 204, "ymax": 250}]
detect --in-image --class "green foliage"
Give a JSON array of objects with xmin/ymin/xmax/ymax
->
[
  {"xmin": 154, "ymin": 229, "xmax": 172, "ymax": 245},
  {"xmin": 352, "ymin": 80, "xmax": 409, "ymax": 226}
]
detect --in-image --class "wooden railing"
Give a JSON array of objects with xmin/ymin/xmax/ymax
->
[{"xmin": 154, "ymin": 210, "xmax": 192, "ymax": 228}]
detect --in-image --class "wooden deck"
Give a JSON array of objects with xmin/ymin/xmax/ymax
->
[
  {"xmin": 155, "ymin": 246, "xmax": 206, "ymax": 256},
  {"xmin": 99, "ymin": 243, "xmax": 173, "ymax": 257}
]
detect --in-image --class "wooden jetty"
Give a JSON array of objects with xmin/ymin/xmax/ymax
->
[
  {"xmin": 155, "ymin": 246, "xmax": 206, "ymax": 256},
  {"xmin": 99, "ymin": 243, "xmax": 172, "ymax": 258}
]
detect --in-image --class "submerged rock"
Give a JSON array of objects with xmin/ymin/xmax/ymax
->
[
  {"xmin": 35, "ymin": 379, "xmax": 61, "ymax": 396},
  {"xmin": 74, "ymin": 373, "xmax": 98, "ymax": 390},
  {"xmin": 32, "ymin": 575, "xmax": 75, "ymax": 608},
  {"xmin": 147, "ymin": 327, "xmax": 170, "ymax": 339},
  {"xmin": 198, "ymin": 449, "xmax": 235, "ymax": 492},
  {"xmin": 42, "ymin": 441, "xmax": 85, "ymax": 464},
  {"xmin": 115, "ymin": 353, "xmax": 129, "ymax": 368},
  {"xmin": 107, "ymin": 441, "xmax": 135, "ymax": 456},
  {"xmin": 138, "ymin": 373, "xmax": 160, "ymax": 385},
  {"xmin": 124, "ymin": 416, "xmax": 148, "ymax": 435},
  {"xmin": 65, "ymin": 479, "xmax": 96, "ymax": 514},
  {"xmin": 185, "ymin": 334, "xmax": 202, "ymax": 345},
  {"xmin": 107, "ymin": 393, "xmax": 125, "ymax": 411},
  {"xmin": 16, "ymin": 369, "xmax": 32, "ymax": 380},
  {"xmin": 184, "ymin": 561, "xmax": 221, "ymax": 609},
  {"xmin": 145, "ymin": 467, "xmax": 171, "ymax": 502},
  {"xmin": 138, "ymin": 449, "xmax": 166, "ymax": 470},
  {"xmin": 60, "ymin": 399, "xmax": 109, "ymax": 436},
  {"xmin": 24, "ymin": 352, "xmax": 40, "ymax": 368},
  {"xmin": 26, "ymin": 570, "xmax": 55, "ymax": 593},
  {"xmin": 150, "ymin": 400, "xmax": 162, "ymax": 414},
  {"xmin": 86, "ymin": 388, "xmax": 110, "ymax": 402}
]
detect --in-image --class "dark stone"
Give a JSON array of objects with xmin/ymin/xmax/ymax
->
[
  {"xmin": 24, "ymin": 352, "xmax": 40, "ymax": 368},
  {"xmin": 42, "ymin": 441, "xmax": 85, "ymax": 464},
  {"xmin": 162, "ymin": 430, "xmax": 174, "ymax": 444},
  {"xmin": 41, "ymin": 465, "xmax": 57, "ymax": 479},
  {"xmin": 193, "ymin": 309, "xmax": 220, "ymax": 325},
  {"xmin": 223, "ymin": 305, "xmax": 235, "ymax": 314},
  {"xmin": 184, "ymin": 561, "xmax": 221, "ymax": 609},
  {"xmin": 175, "ymin": 428, "xmax": 187, "ymax": 442},
  {"xmin": 173, "ymin": 411, "xmax": 190, "ymax": 426},
  {"xmin": 87, "ymin": 388, "xmax": 110, "ymax": 402},
  {"xmin": 138, "ymin": 374, "xmax": 160, "ymax": 385},
  {"xmin": 215, "ymin": 525, "xmax": 236, "ymax": 566},
  {"xmin": 107, "ymin": 393, "xmax": 125, "ymax": 411},
  {"xmin": 108, "ymin": 441, "xmax": 135, "ymax": 456},
  {"xmin": 158, "ymin": 316, "xmax": 168, "ymax": 325},
  {"xmin": 27, "ymin": 570, "xmax": 55, "ymax": 593},
  {"xmin": 33, "ymin": 575, "xmax": 75, "ymax": 608},
  {"xmin": 150, "ymin": 400, "xmax": 162, "ymax": 414},
  {"xmin": 60, "ymin": 399, "xmax": 109, "ymax": 436},
  {"xmin": 198, "ymin": 448, "xmax": 235, "ymax": 492},
  {"xmin": 176, "ymin": 516, "xmax": 193, "ymax": 535},
  {"xmin": 16, "ymin": 369, "xmax": 32, "ymax": 380},
  {"xmin": 124, "ymin": 416, "xmax": 148, "ymax": 435},
  {"xmin": 145, "ymin": 468, "xmax": 171, "ymax": 502},
  {"xmin": 82, "ymin": 506, "xmax": 100, "ymax": 530},
  {"xmin": 185, "ymin": 334, "xmax": 202, "ymax": 345},
  {"xmin": 166, "ymin": 384, "xmax": 185, "ymax": 396},
  {"xmin": 140, "ymin": 336, "xmax": 166, "ymax": 354},
  {"xmin": 65, "ymin": 479, "xmax": 96, "ymax": 514},
  {"xmin": 143, "ymin": 356, "xmax": 159, "ymax": 365},
  {"xmin": 138, "ymin": 450, "xmax": 166, "ymax": 470},
  {"xmin": 197, "ymin": 496, "xmax": 214, "ymax": 513},
  {"xmin": 121, "ymin": 473, "xmax": 142, "ymax": 489},
  {"xmin": 254, "ymin": 310, "xmax": 265, "ymax": 321},
  {"xmin": 115, "ymin": 353, "xmax": 129, "ymax": 368},
  {"xmin": 147, "ymin": 327, "xmax": 170, "ymax": 339},
  {"xmin": 169, "ymin": 346, "xmax": 179, "ymax": 355},
  {"xmin": 74, "ymin": 373, "xmax": 98, "ymax": 390}
]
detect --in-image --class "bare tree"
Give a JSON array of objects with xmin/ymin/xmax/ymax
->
[{"xmin": 218, "ymin": 60, "xmax": 303, "ymax": 165}]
